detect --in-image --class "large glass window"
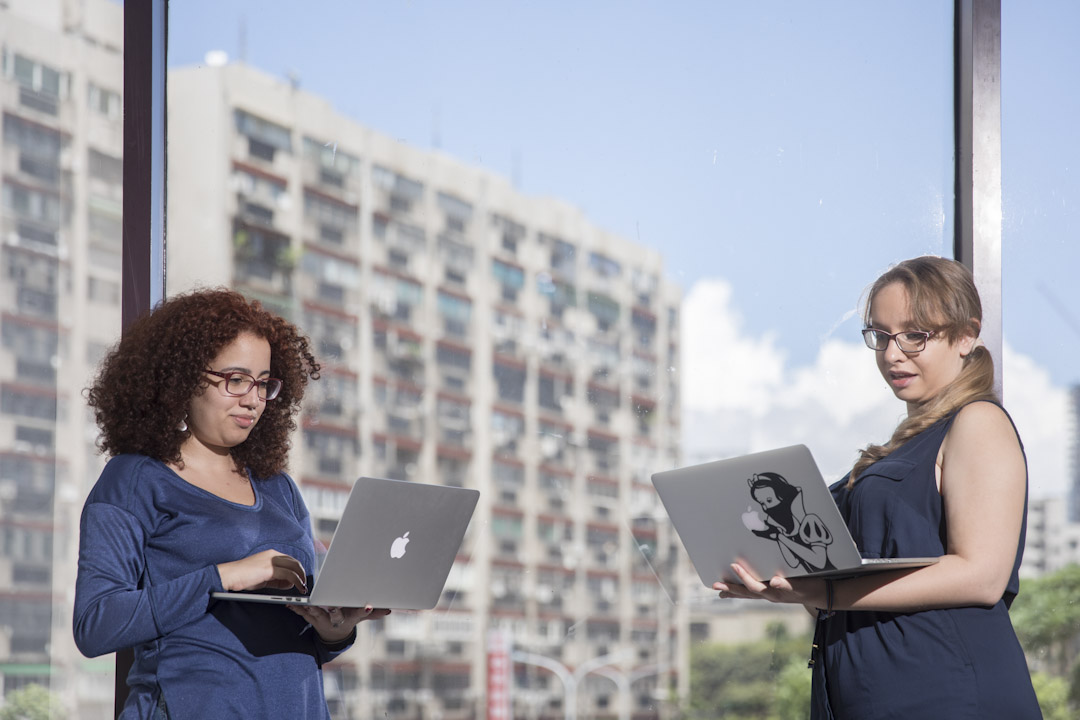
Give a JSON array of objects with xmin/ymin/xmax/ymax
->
[
  {"xmin": 1001, "ymin": 4, "xmax": 1080, "ymax": 560},
  {"xmin": 161, "ymin": 3, "xmax": 960, "ymax": 718},
  {"xmin": 0, "ymin": 0, "xmax": 124, "ymax": 716},
  {"xmin": 19, "ymin": 1, "xmax": 1077, "ymax": 718}
]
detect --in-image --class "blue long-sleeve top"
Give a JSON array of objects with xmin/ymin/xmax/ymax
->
[{"xmin": 73, "ymin": 454, "xmax": 350, "ymax": 720}]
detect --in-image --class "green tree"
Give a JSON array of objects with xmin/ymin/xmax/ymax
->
[
  {"xmin": 1029, "ymin": 671, "xmax": 1071, "ymax": 720},
  {"xmin": 0, "ymin": 684, "xmax": 66, "ymax": 720},
  {"xmin": 1011, "ymin": 564, "xmax": 1080, "ymax": 717},
  {"xmin": 688, "ymin": 621, "xmax": 811, "ymax": 720},
  {"xmin": 773, "ymin": 657, "xmax": 812, "ymax": 720},
  {"xmin": 1011, "ymin": 564, "xmax": 1080, "ymax": 676}
]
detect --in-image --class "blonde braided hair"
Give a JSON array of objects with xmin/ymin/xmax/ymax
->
[{"xmin": 848, "ymin": 257, "xmax": 997, "ymax": 488}]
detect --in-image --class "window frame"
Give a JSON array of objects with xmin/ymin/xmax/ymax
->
[{"xmin": 117, "ymin": 0, "xmax": 1004, "ymax": 715}]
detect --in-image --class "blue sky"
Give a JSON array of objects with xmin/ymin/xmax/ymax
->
[
  {"xmin": 167, "ymin": 1, "xmax": 1078, "ymax": 391},
  {"xmin": 166, "ymin": 2, "xmax": 1079, "ymax": 497}
]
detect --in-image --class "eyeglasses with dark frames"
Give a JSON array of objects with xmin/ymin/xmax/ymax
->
[
  {"xmin": 205, "ymin": 370, "xmax": 283, "ymax": 400},
  {"xmin": 861, "ymin": 328, "xmax": 936, "ymax": 354}
]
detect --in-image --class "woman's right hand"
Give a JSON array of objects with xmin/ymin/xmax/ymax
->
[{"xmin": 217, "ymin": 550, "xmax": 307, "ymax": 593}]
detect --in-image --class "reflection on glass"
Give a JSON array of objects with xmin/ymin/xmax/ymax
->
[
  {"xmin": 159, "ymin": 2, "xmax": 962, "ymax": 718},
  {"xmin": 999, "ymin": 5, "xmax": 1080, "ymax": 716},
  {"xmin": 0, "ymin": 0, "xmax": 124, "ymax": 716}
]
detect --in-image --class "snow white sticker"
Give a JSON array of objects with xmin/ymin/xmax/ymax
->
[{"xmin": 743, "ymin": 472, "xmax": 836, "ymax": 574}]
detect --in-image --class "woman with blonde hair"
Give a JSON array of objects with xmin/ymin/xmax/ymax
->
[{"xmin": 715, "ymin": 256, "xmax": 1040, "ymax": 718}]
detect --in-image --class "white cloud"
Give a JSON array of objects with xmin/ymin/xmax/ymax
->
[
  {"xmin": 681, "ymin": 279, "xmax": 786, "ymax": 414},
  {"xmin": 1003, "ymin": 343, "xmax": 1072, "ymax": 499},
  {"xmin": 681, "ymin": 277, "xmax": 1072, "ymax": 498}
]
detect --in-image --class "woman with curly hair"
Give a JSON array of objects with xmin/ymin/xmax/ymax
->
[
  {"xmin": 714, "ymin": 257, "xmax": 1040, "ymax": 719},
  {"xmin": 73, "ymin": 288, "xmax": 388, "ymax": 720}
]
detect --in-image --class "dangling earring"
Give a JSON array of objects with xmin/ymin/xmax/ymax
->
[{"xmin": 178, "ymin": 415, "xmax": 188, "ymax": 433}]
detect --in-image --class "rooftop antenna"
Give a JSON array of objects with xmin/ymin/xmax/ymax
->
[
  {"xmin": 238, "ymin": 14, "xmax": 247, "ymax": 64},
  {"xmin": 432, "ymin": 102, "xmax": 442, "ymax": 150}
]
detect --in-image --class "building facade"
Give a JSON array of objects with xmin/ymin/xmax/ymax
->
[
  {"xmin": 0, "ymin": 0, "xmax": 123, "ymax": 716},
  {"xmin": 1024, "ymin": 495, "xmax": 1080, "ymax": 578},
  {"xmin": 166, "ymin": 61, "xmax": 685, "ymax": 719},
  {"xmin": 1069, "ymin": 384, "xmax": 1080, "ymax": 524}
]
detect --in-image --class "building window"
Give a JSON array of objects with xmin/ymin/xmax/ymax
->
[
  {"xmin": 587, "ymin": 292, "xmax": 620, "ymax": 332},
  {"xmin": 587, "ymin": 251, "xmax": 621, "ymax": 278},
  {"xmin": 88, "ymin": 148, "xmax": 124, "ymax": 186},
  {"xmin": 492, "ymin": 259, "xmax": 524, "ymax": 303},
  {"xmin": 304, "ymin": 190, "xmax": 358, "ymax": 231},
  {"xmin": 372, "ymin": 165, "xmax": 424, "ymax": 214},
  {"xmin": 1, "ymin": 386, "xmax": 57, "ymax": 420},
  {"xmin": 493, "ymin": 362, "xmax": 526, "ymax": 404},
  {"xmin": 88, "ymin": 82, "xmax": 122, "ymax": 119},
  {"xmin": 2, "ymin": 183, "xmax": 63, "ymax": 226},
  {"xmin": 438, "ymin": 291, "xmax": 471, "ymax": 338},
  {"xmin": 438, "ymin": 191, "xmax": 473, "ymax": 234},
  {"xmin": 302, "ymin": 136, "xmax": 360, "ymax": 176},
  {"xmin": 235, "ymin": 109, "xmax": 292, "ymax": 155}
]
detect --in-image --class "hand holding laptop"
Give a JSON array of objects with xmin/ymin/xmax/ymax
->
[
  {"xmin": 650, "ymin": 445, "xmax": 937, "ymax": 585},
  {"xmin": 713, "ymin": 561, "xmax": 828, "ymax": 609},
  {"xmin": 287, "ymin": 603, "xmax": 391, "ymax": 644},
  {"xmin": 213, "ymin": 476, "xmax": 479, "ymax": 610}
]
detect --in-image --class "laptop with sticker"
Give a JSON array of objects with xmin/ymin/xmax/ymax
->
[{"xmin": 651, "ymin": 444, "xmax": 937, "ymax": 585}]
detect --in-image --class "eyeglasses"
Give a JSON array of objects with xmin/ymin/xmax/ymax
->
[
  {"xmin": 205, "ymin": 370, "xmax": 283, "ymax": 400},
  {"xmin": 861, "ymin": 328, "xmax": 936, "ymax": 354}
]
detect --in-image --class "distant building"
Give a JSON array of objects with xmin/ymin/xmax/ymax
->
[
  {"xmin": 0, "ymin": 0, "xmax": 123, "ymax": 715},
  {"xmin": 1022, "ymin": 383, "xmax": 1080, "ymax": 579},
  {"xmin": 167, "ymin": 61, "xmax": 685, "ymax": 720},
  {"xmin": 1069, "ymin": 384, "xmax": 1080, "ymax": 524},
  {"xmin": 1023, "ymin": 495, "xmax": 1080, "ymax": 578},
  {"xmin": 687, "ymin": 597, "xmax": 813, "ymax": 647}
]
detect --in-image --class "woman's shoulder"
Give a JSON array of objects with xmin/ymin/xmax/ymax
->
[
  {"xmin": 253, "ymin": 469, "xmax": 303, "ymax": 501},
  {"xmin": 950, "ymin": 400, "xmax": 1014, "ymax": 434},
  {"xmin": 251, "ymin": 467, "xmax": 296, "ymax": 487},
  {"xmin": 88, "ymin": 454, "xmax": 170, "ymax": 506},
  {"xmin": 945, "ymin": 400, "xmax": 1023, "ymax": 456}
]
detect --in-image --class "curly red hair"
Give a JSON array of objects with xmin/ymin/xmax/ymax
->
[{"xmin": 87, "ymin": 288, "xmax": 320, "ymax": 478}]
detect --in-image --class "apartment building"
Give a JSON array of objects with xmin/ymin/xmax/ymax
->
[
  {"xmin": 167, "ymin": 61, "xmax": 685, "ymax": 719},
  {"xmin": 1022, "ymin": 385, "xmax": 1080, "ymax": 578},
  {"xmin": 1024, "ymin": 496, "xmax": 1080, "ymax": 578},
  {"xmin": 1070, "ymin": 384, "xmax": 1080, "ymax": 524},
  {"xmin": 0, "ymin": 0, "xmax": 123, "ymax": 716}
]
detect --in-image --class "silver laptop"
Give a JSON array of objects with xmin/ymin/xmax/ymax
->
[
  {"xmin": 212, "ymin": 476, "xmax": 479, "ymax": 610},
  {"xmin": 651, "ymin": 444, "xmax": 937, "ymax": 585}
]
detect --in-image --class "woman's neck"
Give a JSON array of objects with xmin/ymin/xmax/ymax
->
[{"xmin": 171, "ymin": 443, "xmax": 254, "ymax": 504}]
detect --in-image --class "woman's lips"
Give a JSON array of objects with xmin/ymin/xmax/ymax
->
[
  {"xmin": 889, "ymin": 371, "xmax": 915, "ymax": 389},
  {"xmin": 234, "ymin": 415, "xmax": 256, "ymax": 428}
]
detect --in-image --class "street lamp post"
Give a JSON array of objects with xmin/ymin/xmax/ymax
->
[
  {"xmin": 512, "ymin": 649, "xmax": 632, "ymax": 720},
  {"xmin": 592, "ymin": 662, "xmax": 670, "ymax": 720}
]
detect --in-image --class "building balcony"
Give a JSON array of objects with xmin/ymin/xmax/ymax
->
[
  {"xmin": 437, "ymin": 233, "xmax": 475, "ymax": 275},
  {"xmin": 378, "ymin": 409, "xmax": 425, "ymax": 445},
  {"xmin": 234, "ymin": 257, "xmax": 293, "ymax": 297},
  {"xmin": 301, "ymin": 161, "xmax": 361, "ymax": 199},
  {"xmin": 375, "ymin": 333, "xmax": 426, "ymax": 385},
  {"xmin": 440, "ymin": 316, "xmax": 472, "ymax": 343},
  {"xmin": 1, "ymin": 83, "xmax": 72, "ymax": 126}
]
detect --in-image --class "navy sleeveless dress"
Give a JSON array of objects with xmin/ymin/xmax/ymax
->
[{"xmin": 810, "ymin": 403, "xmax": 1041, "ymax": 719}]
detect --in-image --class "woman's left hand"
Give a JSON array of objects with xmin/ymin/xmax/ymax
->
[
  {"xmin": 288, "ymin": 604, "xmax": 392, "ymax": 644},
  {"xmin": 713, "ymin": 563, "xmax": 825, "ymax": 608}
]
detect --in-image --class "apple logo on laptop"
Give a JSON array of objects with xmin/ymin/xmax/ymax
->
[
  {"xmin": 390, "ymin": 531, "xmax": 410, "ymax": 559},
  {"xmin": 741, "ymin": 506, "xmax": 768, "ymax": 533}
]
